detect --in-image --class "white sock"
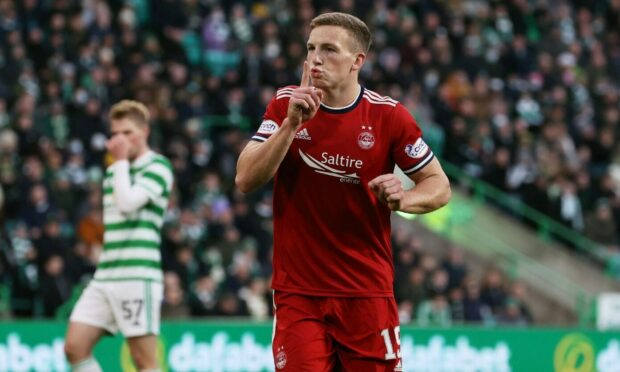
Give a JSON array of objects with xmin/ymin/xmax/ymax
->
[{"xmin": 72, "ymin": 357, "xmax": 102, "ymax": 372}]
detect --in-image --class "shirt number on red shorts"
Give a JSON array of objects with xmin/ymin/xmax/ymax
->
[{"xmin": 380, "ymin": 326, "xmax": 401, "ymax": 360}]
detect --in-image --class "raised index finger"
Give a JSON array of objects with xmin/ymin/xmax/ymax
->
[{"xmin": 300, "ymin": 61, "xmax": 310, "ymax": 87}]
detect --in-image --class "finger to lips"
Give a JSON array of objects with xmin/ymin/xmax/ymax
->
[{"xmin": 300, "ymin": 61, "xmax": 310, "ymax": 88}]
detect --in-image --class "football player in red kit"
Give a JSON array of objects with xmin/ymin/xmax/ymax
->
[{"xmin": 236, "ymin": 12, "xmax": 451, "ymax": 372}]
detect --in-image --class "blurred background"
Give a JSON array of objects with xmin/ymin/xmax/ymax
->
[{"xmin": 0, "ymin": 1, "xmax": 619, "ymax": 366}]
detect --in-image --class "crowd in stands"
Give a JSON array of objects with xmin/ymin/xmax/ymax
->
[
  {"xmin": 1, "ymin": 0, "xmax": 618, "ymax": 322},
  {"xmin": 391, "ymin": 225, "xmax": 532, "ymax": 327}
]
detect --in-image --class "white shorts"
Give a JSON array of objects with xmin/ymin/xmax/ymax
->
[{"xmin": 70, "ymin": 280, "xmax": 163, "ymax": 338}]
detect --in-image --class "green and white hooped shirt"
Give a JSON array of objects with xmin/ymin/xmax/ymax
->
[{"xmin": 95, "ymin": 151, "xmax": 173, "ymax": 283}]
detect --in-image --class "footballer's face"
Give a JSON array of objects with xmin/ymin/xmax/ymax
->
[
  {"xmin": 306, "ymin": 25, "xmax": 365, "ymax": 90},
  {"xmin": 110, "ymin": 117, "xmax": 149, "ymax": 160}
]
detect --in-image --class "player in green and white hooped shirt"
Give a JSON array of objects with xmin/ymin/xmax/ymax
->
[{"xmin": 64, "ymin": 100, "xmax": 173, "ymax": 372}]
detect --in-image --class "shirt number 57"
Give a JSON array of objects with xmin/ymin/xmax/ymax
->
[{"xmin": 121, "ymin": 299, "xmax": 144, "ymax": 326}]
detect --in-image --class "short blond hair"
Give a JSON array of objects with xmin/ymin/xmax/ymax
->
[
  {"xmin": 310, "ymin": 12, "xmax": 372, "ymax": 53},
  {"xmin": 109, "ymin": 100, "xmax": 150, "ymax": 126}
]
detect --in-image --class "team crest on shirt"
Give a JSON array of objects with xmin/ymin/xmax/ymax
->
[
  {"xmin": 358, "ymin": 125, "xmax": 375, "ymax": 150},
  {"xmin": 405, "ymin": 138, "xmax": 428, "ymax": 158},
  {"xmin": 275, "ymin": 346, "xmax": 287, "ymax": 369}
]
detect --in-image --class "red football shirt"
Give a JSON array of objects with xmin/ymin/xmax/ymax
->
[{"xmin": 252, "ymin": 85, "xmax": 434, "ymax": 297}]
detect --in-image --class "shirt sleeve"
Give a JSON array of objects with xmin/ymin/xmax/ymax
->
[
  {"xmin": 111, "ymin": 159, "xmax": 174, "ymax": 214},
  {"xmin": 133, "ymin": 161, "xmax": 174, "ymax": 202},
  {"xmin": 111, "ymin": 160, "xmax": 150, "ymax": 213},
  {"xmin": 251, "ymin": 86, "xmax": 292, "ymax": 142},
  {"xmin": 390, "ymin": 103, "xmax": 435, "ymax": 175}
]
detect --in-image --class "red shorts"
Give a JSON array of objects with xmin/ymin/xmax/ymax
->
[{"xmin": 272, "ymin": 291, "xmax": 402, "ymax": 372}]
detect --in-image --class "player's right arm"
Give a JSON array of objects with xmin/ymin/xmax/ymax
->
[
  {"xmin": 106, "ymin": 134, "xmax": 150, "ymax": 213},
  {"xmin": 236, "ymin": 62, "xmax": 322, "ymax": 194}
]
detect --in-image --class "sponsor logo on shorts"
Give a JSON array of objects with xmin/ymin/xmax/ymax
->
[
  {"xmin": 258, "ymin": 120, "xmax": 279, "ymax": 134},
  {"xmin": 405, "ymin": 138, "xmax": 428, "ymax": 159},
  {"xmin": 276, "ymin": 346, "xmax": 287, "ymax": 369}
]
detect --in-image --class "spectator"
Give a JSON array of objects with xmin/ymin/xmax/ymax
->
[
  {"xmin": 550, "ymin": 178, "xmax": 584, "ymax": 231},
  {"xmin": 426, "ymin": 268, "xmax": 450, "ymax": 297},
  {"xmin": 213, "ymin": 292, "xmax": 249, "ymax": 317},
  {"xmin": 416, "ymin": 294, "xmax": 452, "ymax": 327},
  {"xmin": 63, "ymin": 240, "xmax": 96, "ymax": 285},
  {"xmin": 76, "ymin": 205, "xmax": 104, "ymax": 249},
  {"xmin": 20, "ymin": 184, "xmax": 55, "ymax": 236},
  {"xmin": 398, "ymin": 267, "xmax": 427, "ymax": 316},
  {"xmin": 480, "ymin": 268, "xmax": 508, "ymax": 316},
  {"xmin": 442, "ymin": 247, "xmax": 467, "ymax": 289},
  {"xmin": 462, "ymin": 278, "xmax": 492, "ymax": 323},
  {"xmin": 584, "ymin": 199, "xmax": 618, "ymax": 246},
  {"xmin": 161, "ymin": 271, "xmax": 191, "ymax": 319},
  {"xmin": 39, "ymin": 255, "xmax": 71, "ymax": 317},
  {"xmin": 167, "ymin": 245, "xmax": 206, "ymax": 290},
  {"xmin": 33, "ymin": 217, "xmax": 71, "ymax": 269},
  {"xmin": 239, "ymin": 277, "xmax": 269, "ymax": 320},
  {"xmin": 448, "ymin": 287, "xmax": 465, "ymax": 324},
  {"xmin": 497, "ymin": 298, "xmax": 529, "ymax": 326},
  {"xmin": 189, "ymin": 275, "xmax": 219, "ymax": 316},
  {"xmin": 398, "ymin": 301, "xmax": 415, "ymax": 324},
  {"xmin": 394, "ymin": 243, "xmax": 418, "ymax": 296},
  {"xmin": 508, "ymin": 281, "xmax": 534, "ymax": 324},
  {"xmin": 483, "ymin": 147, "xmax": 511, "ymax": 191}
]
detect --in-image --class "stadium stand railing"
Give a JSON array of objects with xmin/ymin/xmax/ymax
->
[
  {"xmin": 441, "ymin": 161, "xmax": 613, "ymax": 273},
  {"xmin": 406, "ymin": 188, "xmax": 596, "ymax": 325}
]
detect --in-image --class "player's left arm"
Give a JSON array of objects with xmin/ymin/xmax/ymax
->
[
  {"xmin": 368, "ymin": 158, "xmax": 451, "ymax": 213},
  {"xmin": 368, "ymin": 103, "xmax": 450, "ymax": 213}
]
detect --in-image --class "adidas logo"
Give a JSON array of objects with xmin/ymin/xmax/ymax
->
[{"xmin": 295, "ymin": 128, "xmax": 311, "ymax": 140}]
